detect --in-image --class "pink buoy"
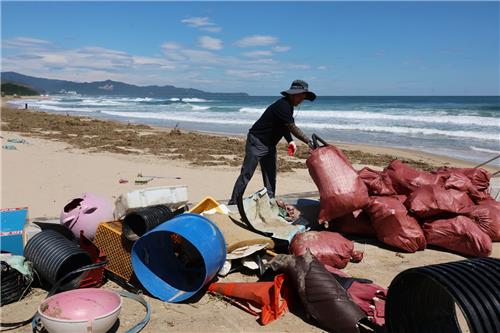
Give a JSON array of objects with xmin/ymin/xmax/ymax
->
[
  {"xmin": 38, "ymin": 288, "xmax": 122, "ymax": 333},
  {"xmin": 60, "ymin": 193, "xmax": 113, "ymax": 240}
]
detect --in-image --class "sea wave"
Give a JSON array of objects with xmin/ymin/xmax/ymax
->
[
  {"xmin": 241, "ymin": 108, "xmax": 499, "ymax": 127},
  {"xmin": 181, "ymin": 98, "xmax": 211, "ymax": 103},
  {"xmin": 470, "ymin": 146, "xmax": 500, "ymax": 154},
  {"xmin": 101, "ymin": 111, "xmax": 252, "ymax": 125},
  {"xmin": 298, "ymin": 122, "xmax": 499, "ymax": 141},
  {"xmin": 189, "ymin": 104, "xmax": 211, "ymax": 111}
]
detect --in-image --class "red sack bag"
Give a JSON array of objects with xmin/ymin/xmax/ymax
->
[
  {"xmin": 405, "ymin": 185, "xmax": 474, "ymax": 218},
  {"xmin": 289, "ymin": 231, "xmax": 363, "ymax": 269},
  {"xmin": 437, "ymin": 169, "xmax": 490, "ymax": 202},
  {"xmin": 306, "ymin": 136, "xmax": 369, "ymax": 224},
  {"xmin": 422, "ymin": 216, "xmax": 492, "ymax": 257},
  {"xmin": 366, "ymin": 195, "xmax": 426, "ymax": 253},
  {"xmin": 330, "ymin": 209, "xmax": 376, "ymax": 237},
  {"xmin": 461, "ymin": 199, "xmax": 500, "ymax": 241},
  {"xmin": 385, "ymin": 160, "xmax": 443, "ymax": 195},
  {"xmin": 436, "ymin": 166, "xmax": 491, "ymax": 192},
  {"xmin": 358, "ymin": 167, "xmax": 396, "ymax": 196}
]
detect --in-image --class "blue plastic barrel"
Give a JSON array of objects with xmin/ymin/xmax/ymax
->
[{"xmin": 131, "ymin": 213, "xmax": 226, "ymax": 302}]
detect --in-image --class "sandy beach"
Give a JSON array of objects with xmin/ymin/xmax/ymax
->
[{"xmin": 1, "ymin": 103, "xmax": 499, "ymax": 332}]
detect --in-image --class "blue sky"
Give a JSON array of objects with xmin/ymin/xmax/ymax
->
[{"xmin": 1, "ymin": 1, "xmax": 499, "ymax": 95}]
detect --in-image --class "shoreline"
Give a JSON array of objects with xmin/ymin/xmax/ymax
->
[{"xmin": 2, "ymin": 98, "xmax": 496, "ymax": 173}]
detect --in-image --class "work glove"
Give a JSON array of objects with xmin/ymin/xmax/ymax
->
[{"xmin": 287, "ymin": 141, "xmax": 297, "ymax": 156}]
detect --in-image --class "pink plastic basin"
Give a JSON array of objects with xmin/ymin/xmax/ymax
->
[{"xmin": 38, "ymin": 288, "xmax": 122, "ymax": 333}]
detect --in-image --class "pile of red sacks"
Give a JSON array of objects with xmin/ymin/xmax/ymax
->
[{"xmin": 308, "ymin": 146, "xmax": 499, "ymax": 257}]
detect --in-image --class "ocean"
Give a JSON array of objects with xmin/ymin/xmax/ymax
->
[{"xmin": 7, "ymin": 95, "xmax": 500, "ymax": 167}]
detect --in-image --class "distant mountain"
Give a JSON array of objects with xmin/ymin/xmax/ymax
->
[{"xmin": 0, "ymin": 72, "xmax": 249, "ymax": 98}]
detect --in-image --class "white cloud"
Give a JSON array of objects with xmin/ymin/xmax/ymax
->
[
  {"xmin": 181, "ymin": 16, "xmax": 221, "ymax": 33},
  {"xmin": 235, "ymin": 35, "xmax": 278, "ymax": 48},
  {"xmin": 317, "ymin": 66, "xmax": 327, "ymax": 70},
  {"xmin": 181, "ymin": 17, "xmax": 211, "ymax": 27},
  {"xmin": 243, "ymin": 50, "xmax": 273, "ymax": 58},
  {"xmin": 273, "ymin": 45, "xmax": 290, "ymax": 52},
  {"xmin": 199, "ymin": 36, "xmax": 222, "ymax": 50},
  {"xmin": 3, "ymin": 37, "xmax": 53, "ymax": 49},
  {"xmin": 226, "ymin": 69, "xmax": 269, "ymax": 78},
  {"xmin": 161, "ymin": 42, "xmax": 181, "ymax": 50}
]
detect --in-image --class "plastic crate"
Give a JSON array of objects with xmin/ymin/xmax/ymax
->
[
  {"xmin": 189, "ymin": 197, "xmax": 228, "ymax": 215},
  {"xmin": 93, "ymin": 221, "xmax": 135, "ymax": 282}
]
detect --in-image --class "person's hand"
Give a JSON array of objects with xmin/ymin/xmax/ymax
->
[
  {"xmin": 307, "ymin": 139, "xmax": 315, "ymax": 150},
  {"xmin": 287, "ymin": 141, "xmax": 297, "ymax": 156}
]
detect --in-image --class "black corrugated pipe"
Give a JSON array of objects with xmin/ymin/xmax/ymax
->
[
  {"xmin": 24, "ymin": 229, "xmax": 92, "ymax": 287},
  {"xmin": 386, "ymin": 257, "xmax": 500, "ymax": 333},
  {"xmin": 122, "ymin": 205, "xmax": 173, "ymax": 241}
]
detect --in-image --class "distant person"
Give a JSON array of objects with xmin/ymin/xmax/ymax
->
[{"xmin": 228, "ymin": 79, "xmax": 316, "ymax": 205}]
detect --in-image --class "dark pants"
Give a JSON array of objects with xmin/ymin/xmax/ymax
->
[{"xmin": 228, "ymin": 133, "xmax": 277, "ymax": 205}]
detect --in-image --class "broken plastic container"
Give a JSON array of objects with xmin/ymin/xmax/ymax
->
[
  {"xmin": 131, "ymin": 213, "xmax": 226, "ymax": 302},
  {"xmin": 113, "ymin": 185, "xmax": 188, "ymax": 219}
]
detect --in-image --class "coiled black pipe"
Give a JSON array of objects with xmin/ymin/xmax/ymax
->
[
  {"xmin": 122, "ymin": 205, "xmax": 173, "ymax": 241},
  {"xmin": 386, "ymin": 257, "xmax": 500, "ymax": 333},
  {"xmin": 24, "ymin": 229, "xmax": 92, "ymax": 287}
]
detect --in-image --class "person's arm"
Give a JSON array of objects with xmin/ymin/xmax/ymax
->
[{"xmin": 286, "ymin": 123, "xmax": 310, "ymax": 144}]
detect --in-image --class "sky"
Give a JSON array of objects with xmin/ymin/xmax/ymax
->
[{"xmin": 1, "ymin": 1, "xmax": 499, "ymax": 96}]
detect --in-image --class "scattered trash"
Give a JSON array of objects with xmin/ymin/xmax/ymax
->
[
  {"xmin": 0, "ymin": 207, "xmax": 28, "ymax": 255},
  {"xmin": 1, "ymin": 254, "xmax": 33, "ymax": 306},
  {"xmin": 324, "ymin": 264, "xmax": 387, "ymax": 326},
  {"xmin": 94, "ymin": 221, "xmax": 135, "ymax": 284},
  {"xmin": 270, "ymin": 250, "xmax": 366, "ymax": 333},
  {"xmin": 386, "ymin": 258, "xmax": 500, "ymax": 333},
  {"xmin": 113, "ymin": 185, "xmax": 188, "ymax": 220},
  {"xmin": 122, "ymin": 205, "xmax": 174, "ymax": 241},
  {"xmin": 38, "ymin": 288, "xmax": 122, "ymax": 333},
  {"xmin": 24, "ymin": 229, "xmax": 92, "ymax": 287},
  {"xmin": 135, "ymin": 177, "xmax": 154, "ymax": 185},
  {"xmin": 137, "ymin": 172, "xmax": 181, "ymax": 180},
  {"xmin": 60, "ymin": 193, "xmax": 113, "ymax": 240},
  {"xmin": 131, "ymin": 213, "xmax": 226, "ymax": 302},
  {"xmin": 239, "ymin": 188, "xmax": 305, "ymax": 242},
  {"xmin": 2, "ymin": 144, "xmax": 17, "ymax": 150},
  {"xmin": 208, "ymin": 274, "xmax": 288, "ymax": 325},
  {"xmin": 7, "ymin": 138, "xmax": 28, "ymax": 144}
]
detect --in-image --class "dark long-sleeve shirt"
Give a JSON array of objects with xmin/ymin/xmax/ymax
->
[{"xmin": 249, "ymin": 97, "xmax": 309, "ymax": 146}]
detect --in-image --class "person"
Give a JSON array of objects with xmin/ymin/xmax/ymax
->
[{"xmin": 228, "ymin": 79, "xmax": 316, "ymax": 206}]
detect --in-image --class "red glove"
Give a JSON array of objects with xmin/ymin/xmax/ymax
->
[{"xmin": 288, "ymin": 141, "xmax": 297, "ymax": 156}]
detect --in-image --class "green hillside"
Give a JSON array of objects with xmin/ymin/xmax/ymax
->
[{"xmin": 1, "ymin": 82, "xmax": 40, "ymax": 96}]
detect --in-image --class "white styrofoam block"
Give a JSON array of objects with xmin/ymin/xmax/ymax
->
[{"xmin": 113, "ymin": 185, "xmax": 188, "ymax": 219}]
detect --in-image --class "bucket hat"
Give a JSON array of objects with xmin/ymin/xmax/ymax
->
[{"xmin": 280, "ymin": 79, "xmax": 316, "ymax": 101}]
